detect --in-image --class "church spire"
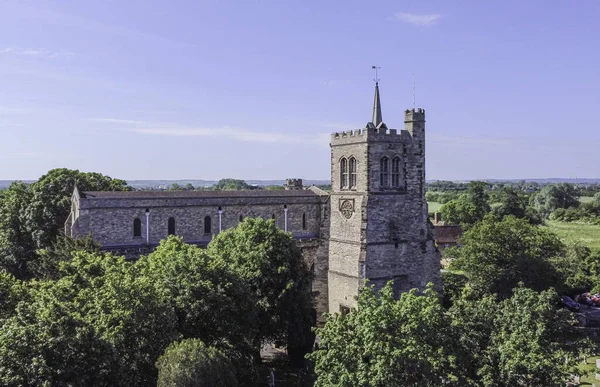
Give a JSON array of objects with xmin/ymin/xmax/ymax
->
[{"xmin": 372, "ymin": 82, "xmax": 383, "ymax": 126}]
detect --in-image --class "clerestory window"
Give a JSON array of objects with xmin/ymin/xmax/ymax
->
[
  {"xmin": 380, "ymin": 157, "xmax": 389, "ymax": 187},
  {"xmin": 168, "ymin": 217, "xmax": 176, "ymax": 235},
  {"xmin": 340, "ymin": 157, "xmax": 348, "ymax": 189},
  {"xmin": 133, "ymin": 218, "xmax": 141, "ymax": 237},
  {"xmin": 204, "ymin": 216, "xmax": 211, "ymax": 234},
  {"xmin": 349, "ymin": 157, "xmax": 357, "ymax": 188}
]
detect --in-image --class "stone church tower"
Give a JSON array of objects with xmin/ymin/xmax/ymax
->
[{"xmin": 328, "ymin": 82, "xmax": 441, "ymax": 313}]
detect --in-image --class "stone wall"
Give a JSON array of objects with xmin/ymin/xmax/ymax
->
[
  {"xmin": 70, "ymin": 188, "xmax": 332, "ymax": 318},
  {"xmin": 327, "ymin": 108, "xmax": 441, "ymax": 313}
]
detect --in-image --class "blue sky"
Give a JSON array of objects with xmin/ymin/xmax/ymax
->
[{"xmin": 1, "ymin": 0, "xmax": 599, "ymax": 181}]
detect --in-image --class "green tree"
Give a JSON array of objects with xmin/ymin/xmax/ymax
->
[
  {"xmin": 0, "ymin": 181, "xmax": 35, "ymax": 278},
  {"xmin": 0, "ymin": 251, "xmax": 177, "ymax": 386},
  {"xmin": 156, "ymin": 339, "xmax": 238, "ymax": 387},
  {"xmin": 138, "ymin": 236, "xmax": 259, "ymax": 375},
  {"xmin": 25, "ymin": 168, "xmax": 129, "ymax": 251},
  {"xmin": 30, "ymin": 234, "xmax": 101, "ymax": 280},
  {"xmin": 212, "ymin": 178, "xmax": 252, "ymax": 191},
  {"xmin": 309, "ymin": 283, "xmax": 465, "ymax": 387},
  {"xmin": 207, "ymin": 218, "xmax": 314, "ymax": 364},
  {"xmin": 449, "ymin": 215, "xmax": 564, "ymax": 299},
  {"xmin": 532, "ymin": 183, "xmax": 580, "ymax": 219},
  {"xmin": 440, "ymin": 181, "xmax": 491, "ymax": 227},
  {"xmin": 449, "ymin": 286, "xmax": 587, "ymax": 386}
]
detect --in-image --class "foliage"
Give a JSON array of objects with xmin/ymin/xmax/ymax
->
[
  {"xmin": 441, "ymin": 271, "xmax": 468, "ymax": 308},
  {"xmin": 449, "ymin": 215, "xmax": 564, "ymax": 298},
  {"xmin": 138, "ymin": 236, "xmax": 259, "ymax": 375},
  {"xmin": 31, "ymin": 235, "xmax": 102, "ymax": 280},
  {"xmin": 309, "ymin": 282, "xmax": 465, "ymax": 387},
  {"xmin": 0, "ymin": 169, "xmax": 128, "ymax": 279},
  {"xmin": 440, "ymin": 181, "xmax": 491, "ymax": 227},
  {"xmin": 212, "ymin": 178, "xmax": 253, "ymax": 191},
  {"xmin": 156, "ymin": 339, "xmax": 238, "ymax": 387},
  {"xmin": 0, "ymin": 181, "xmax": 35, "ymax": 278},
  {"xmin": 550, "ymin": 201, "xmax": 600, "ymax": 224},
  {"xmin": 0, "ymin": 251, "xmax": 177, "ymax": 386},
  {"xmin": 311, "ymin": 281, "xmax": 587, "ymax": 387},
  {"xmin": 532, "ymin": 183, "xmax": 580, "ymax": 219},
  {"xmin": 265, "ymin": 185, "xmax": 285, "ymax": 190},
  {"xmin": 207, "ymin": 218, "xmax": 314, "ymax": 364},
  {"xmin": 448, "ymin": 286, "xmax": 587, "ymax": 386}
]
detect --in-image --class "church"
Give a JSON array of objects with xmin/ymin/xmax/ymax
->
[{"xmin": 67, "ymin": 83, "xmax": 442, "ymax": 319}]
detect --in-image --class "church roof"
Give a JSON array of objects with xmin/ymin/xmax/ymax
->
[{"xmin": 80, "ymin": 189, "xmax": 321, "ymax": 200}]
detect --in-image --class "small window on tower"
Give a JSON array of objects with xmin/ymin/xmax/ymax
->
[
  {"xmin": 340, "ymin": 157, "xmax": 348, "ymax": 189},
  {"xmin": 302, "ymin": 212, "xmax": 307, "ymax": 230},
  {"xmin": 349, "ymin": 157, "xmax": 357, "ymax": 188},
  {"xmin": 391, "ymin": 157, "xmax": 401, "ymax": 187},
  {"xmin": 380, "ymin": 157, "xmax": 389, "ymax": 187}
]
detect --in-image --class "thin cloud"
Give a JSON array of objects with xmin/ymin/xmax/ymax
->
[
  {"xmin": 393, "ymin": 12, "xmax": 441, "ymax": 27},
  {"xmin": 0, "ymin": 47, "xmax": 74, "ymax": 59},
  {"xmin": 91, "ymin": 118, "xmax": 146, "ymax": 125},
  {"xmin": 129, "ymin": 127, "xmax": 323, "ymax": 145},
  {"xmin": 98, "ymin": 118, "xmax": 330, "ymax": 146}
]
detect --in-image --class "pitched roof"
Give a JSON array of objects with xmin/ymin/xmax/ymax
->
[
  {"xmin": 433, "ymin": 225, "xmax": 463, "ymax": 244},
  {"xmin": 80, "ymin": 189, "xmax": 320, "ymax": 200}
]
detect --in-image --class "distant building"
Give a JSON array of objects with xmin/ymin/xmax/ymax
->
[
  {"xmin": 432, "ymin": 212, "xmax": 463, "ymax": 258},
  {"xmin": 67, "ymin": 82, "xmax": 442, "ymax": 320}
]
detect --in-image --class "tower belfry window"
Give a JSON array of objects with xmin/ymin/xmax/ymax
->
[
  {"xmin": 380, "ymin": 157, "xmax": 389, "ymax": 187},
  {"xmin": 349, "ymin": 157, "xmax": 357, "ymax": 188},
  {"xmin": 340, "ymin": 157, "xmax": 348, "ymax": 189},
  {"xmin": 391, "ymin": 157, "xmax": 401, "ymax": 187}
]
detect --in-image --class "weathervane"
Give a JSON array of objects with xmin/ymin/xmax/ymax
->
[{"xmin": 372, "ymin": 65, "xmax": 380, "ymax": 83}]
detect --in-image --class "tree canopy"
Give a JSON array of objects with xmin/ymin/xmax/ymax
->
[
  {"xmin": 448, "ymin": 215, "xmax": 564, "ymax": 298},
  {"xmin": 156, "ymin": 339, "xmax": 238, "ymax": 387},
  {"xmin": 207, "ymin": 217, "xmax": 314, "ymax": 363}
]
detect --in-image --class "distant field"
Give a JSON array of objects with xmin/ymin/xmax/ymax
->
[
  {"xmin": 544, "ymin": 220, "xmax": 600, "ymax": 252},
  {"xmin": 427, "ymin": 201, "xmax": 442, "ymax": 213},
  {"xmin": 580, "ymin": 196, "xmax": 595, "ymax": 203}
]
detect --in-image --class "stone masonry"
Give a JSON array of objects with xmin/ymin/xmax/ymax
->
[{"xmin": 68, "ymin": 82, "xmax": 441, "ymax": 320}]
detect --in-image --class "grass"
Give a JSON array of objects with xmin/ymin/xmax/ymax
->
[
  {"xmin": 581, "ymin": 196, "xmax": 595, "ymax": 204},
  {"xmin": 577, "ymin": 355, "xmax": 600, "ymax": 385},
  {"xmin": 544, "ymin": 220, "xmax": 600, "ymax": 252}
]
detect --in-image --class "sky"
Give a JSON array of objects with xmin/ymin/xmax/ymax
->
[{"xmin": 1, "ymin": 0, "xmax": 599, "ymax": 181}]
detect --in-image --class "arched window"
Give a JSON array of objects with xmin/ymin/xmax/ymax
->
[
  {"xmin": 391, "ymin": 157, "xmax": 401, "ymax": 187},
  {"xmin": 271, "ymin": 214, "xmax": 275, "ymax": 220},
  {"xmin": 204, "ymin": 216, "xmax": 211, "ymax": 234},
  {"xmin": 133, "ymin": 218, "xmax": 141, "ymax": 237},
  {"xmin": 302, "ymin": 212, "xmax": 307, "ymax": 230},
  {"xmin": 340, "ymin": 157, "xmax": 348, "ymax": 189},
  {"xmin": 349, "ymin": 157, "xmax": 357, "ymax": 188},
  {"xmin": 168, "ymin": 217, "xmax": 175, "ymax": 235},
  {"xmin": 380, "ymin": 157, "xmax": 389, "ymax": 187}
]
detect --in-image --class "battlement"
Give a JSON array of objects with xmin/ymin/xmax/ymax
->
[
  {"xmin": 284, "ymin": 178, "xmax": 303, "ymax": 190},
  {"xmin": 404, "ymin": 108, "xmax": 425, "ymax": 122},
  {"xmin": 330, "ymin": 124, "xmax": 414, "ymax": 145}
]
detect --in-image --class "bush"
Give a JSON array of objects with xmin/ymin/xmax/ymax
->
[
  {"xmin": 441, "ymin": 271, "xmax": 468, "ymax": 308},
  {"xmin": 156, "ymin": 339, "xmax": 238, "ymax": 387}
]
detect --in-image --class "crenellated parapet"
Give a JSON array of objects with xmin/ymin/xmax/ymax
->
[
  {"xmin": 330, "ymin": 125, "xmax": 414, "ymax": 146},
  {"xmin": 404, "ymin": 108, "xmax": 425, "ymax": 122}
]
